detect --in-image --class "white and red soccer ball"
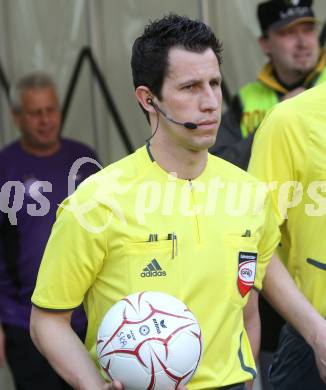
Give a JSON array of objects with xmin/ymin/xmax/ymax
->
[{"xmin": 96, "ymin": 291, "xmax": 203, "ymax": 390}]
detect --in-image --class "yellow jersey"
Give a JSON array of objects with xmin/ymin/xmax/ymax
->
[
  {"xmin": 32, "ymin": 145, "xmax": 280, "ymax": 388},
  {"xmin": 248, "ymin": 83, "xmax": 326, "ymax": 317}
]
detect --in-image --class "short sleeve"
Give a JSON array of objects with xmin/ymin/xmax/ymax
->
[
  {"xmin": 254, "ymin": 192, "xmax": 281, "ymax": 291},
  {"xmin": 248, "ymin": 103, "xmax": 307, "ymax": 226},
  {"xmin": 32, "ymin": 187, "xmax": 111, "ymax": 310}
]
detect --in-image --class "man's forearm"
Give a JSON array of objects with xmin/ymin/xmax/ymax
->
[
  {"xmin": 262, "ymin": 254, "xmax": 324, "ymax": 343},
  {"xmin": 30, "ymin": 306, "xmax": 105, "ymax": 390},
  {"xmin": 262, "ymin": 254, "xmax": 326, "ymax": 382}
]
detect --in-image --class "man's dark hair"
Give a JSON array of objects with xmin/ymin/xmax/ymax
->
[{"xmin": 131, "ymin": 14, "xmax": 222, "ymax": 118}]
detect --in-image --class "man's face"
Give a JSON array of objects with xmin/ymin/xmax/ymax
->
[
  {"xmin": 260, "ymin": 22, "xmax": 320, "ymax": 82},
  {"xmin": 158, "ymin": 47, "xmax": 222, "ymax": 151},
  {"xmin": 14, "ymin": 86, "xmax": 61, "ymax": 153}
]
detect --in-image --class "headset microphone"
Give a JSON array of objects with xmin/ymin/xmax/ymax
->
[{"xmin": 147, "ymin": 98, "xmax": 197, "ymax": 130}]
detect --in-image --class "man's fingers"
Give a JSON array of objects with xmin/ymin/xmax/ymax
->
[{"xmin": 103, "ymin": 380, "xmax": 124, "ymax": 390}]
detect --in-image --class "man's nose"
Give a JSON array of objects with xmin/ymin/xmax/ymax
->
[
  {"xmin": 39, "ymin": 110, "xmax": 51, "ymax": 124},
  {"xmin": 200, "ymin": 86, "xmax": 219, "ymax": 111},
  {"xmin": 296, "ymin": 31, "xmax": 309, "ymax": 47}
]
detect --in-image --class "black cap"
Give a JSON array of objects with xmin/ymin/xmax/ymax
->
[{"xmin": 257, "ymin": 0, "xmax": 316, "ymax": 34}]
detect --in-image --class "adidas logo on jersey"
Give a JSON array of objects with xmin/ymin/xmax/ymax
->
[{"xmin": 141, "ymin": 259, "xmax": 166, "ymax": 277}]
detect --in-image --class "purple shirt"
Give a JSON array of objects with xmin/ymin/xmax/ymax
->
[{"xmin": 0, "ymin": 138, "xmax": 100, "ymax": 333}]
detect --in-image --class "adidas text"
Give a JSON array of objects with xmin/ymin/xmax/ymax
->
[{"xmin": 141, "ymin": 270, "xmax": 166, "ymax": 277}]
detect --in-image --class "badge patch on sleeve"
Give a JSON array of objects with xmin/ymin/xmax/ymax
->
[{"xmin": 237, "ymin": 252, "xmax": 257, "ymax": 297}]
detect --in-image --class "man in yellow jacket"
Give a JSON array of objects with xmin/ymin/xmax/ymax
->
[
  {"xmin": 210, "ymin": 0, "xmax": 326, "ymax": 170},
  {"xmin": 248, "ymin": 82, "xmax": 326, "ymax": 390}
]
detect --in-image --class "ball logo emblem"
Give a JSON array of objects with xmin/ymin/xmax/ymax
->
[{"xmin": 139, "ymin": 325, "xmax": 150, "ymax": 336}]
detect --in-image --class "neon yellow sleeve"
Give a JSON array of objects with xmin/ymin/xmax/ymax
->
[
  {"xmin": 32, "ymin": 189, "xmax": 110, "ymax": 310},
  {"xmin": 248, "ymin": 102, "xmax": 307, "ymax": 226},
  {"xmin": 254, "ymin": 192, "xmax": 281, "ymax": 290}
]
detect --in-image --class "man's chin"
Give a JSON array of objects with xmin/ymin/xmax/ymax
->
[
  {"xmin": 203, "ymin": 134, "xmax": 217, "ymax": 149},
  {"xmin": 189, "ymin": 138, "xmax": 216, "ymax": 152},
  {"xmin": 293, "ymin": 63, "xmax": 315, "ymax": 76}
]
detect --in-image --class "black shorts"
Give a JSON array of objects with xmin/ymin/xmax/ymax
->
[{"xmin": 269, "ymin": 323, "xmax": 326, "ymax": 390}]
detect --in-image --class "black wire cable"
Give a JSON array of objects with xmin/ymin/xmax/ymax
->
[{"xmin": 145, "ymin": 107, "xmax": 160, "ymax": 143}]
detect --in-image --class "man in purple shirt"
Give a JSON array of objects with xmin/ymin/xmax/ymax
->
[{"xmin": 0, "ymin": 72, "xmax": 100, "ymax": 390}]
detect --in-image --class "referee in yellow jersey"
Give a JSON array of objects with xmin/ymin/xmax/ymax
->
[
  {"xmin": 29, "ymin": 14, "xmax": 326, "ymax": 390},
  {"xmin": 29, "ymin": 14, "xmax": 279, "ymax": 390},
  {"xmin": 248, "ymin": 83, "xmax": 326, "ymax": 389}
]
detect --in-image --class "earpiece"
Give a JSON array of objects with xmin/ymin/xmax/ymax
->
[{"xmin": 145, "ymin": 96, "xmax": 197, "ymax": 130}]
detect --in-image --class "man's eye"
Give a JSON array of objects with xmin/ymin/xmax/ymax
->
[
  {"xmin": 183, "ymin": 84, "xmax": 194, "ymax": 90},
  {"xmin": 211, "ymin": 80, "xmax": 220, "ymax": 87}
]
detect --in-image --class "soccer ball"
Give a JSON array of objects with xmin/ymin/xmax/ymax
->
[{"xmin": 96, "ymin": 291, "xmax": 203, "ymax": 390}]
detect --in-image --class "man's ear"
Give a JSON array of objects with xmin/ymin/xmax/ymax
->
[
  {"xmin": 258, "ymin": 36, "xmax": 270, "ymax": 57},
  {"xmin": 135, "ymin": 86, "xmax": 156, "ymax": 114}
]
